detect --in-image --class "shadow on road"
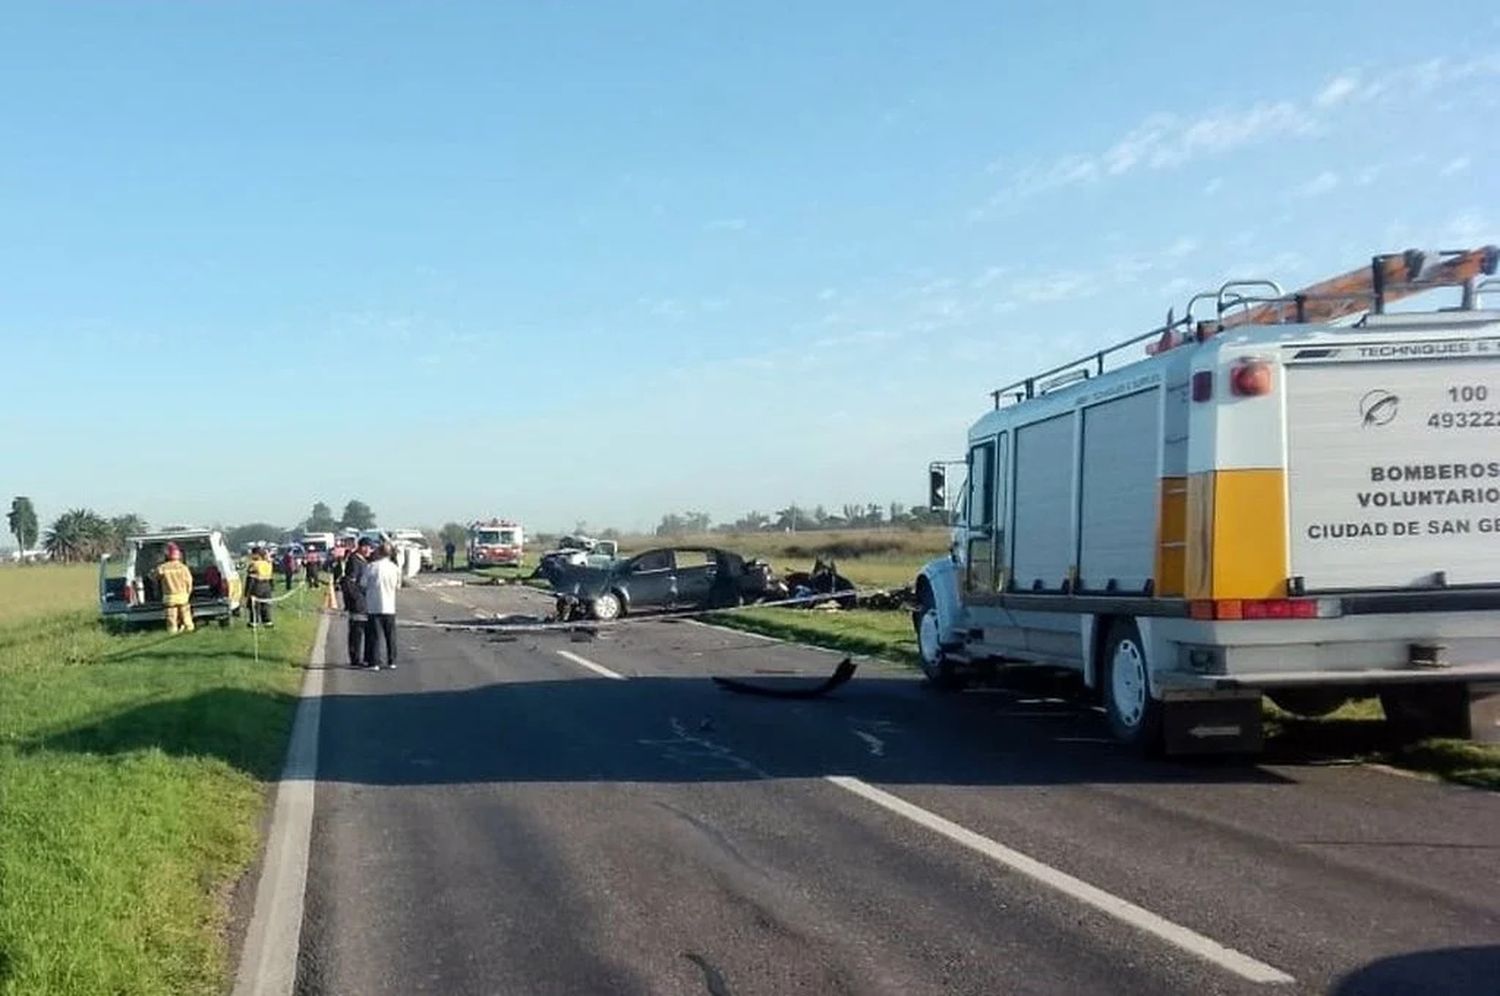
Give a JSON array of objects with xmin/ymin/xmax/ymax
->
[
  {"xmin": 1331, "ymin": 944, "xmax": 1500, "ymax": 995},
  {"xmin": 29, "ymin": 671, "xmax": 1299, "ymax": 789}
]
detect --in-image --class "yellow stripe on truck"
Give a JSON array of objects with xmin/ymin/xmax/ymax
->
[{"xmin": 1183, "ymin": 469, "xmax": 1288, "ymax": 600}]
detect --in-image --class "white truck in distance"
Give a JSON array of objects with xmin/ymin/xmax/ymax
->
[{"xmin": 916, "ymin": 247, "xmax": 1500, "ymax": 754}]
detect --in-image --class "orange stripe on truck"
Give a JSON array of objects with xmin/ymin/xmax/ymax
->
[
  {"xmin": 1182, "ymin": 469, "xmax": 1288, "ymax": 601},
  {"xmin": 1154, "ymin": 477, "xmax": 1188, "ymax": 596}
]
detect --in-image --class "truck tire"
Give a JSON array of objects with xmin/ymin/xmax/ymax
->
[
  {"xmin": 1266, "ymin": 688, "xmax": 1351, "ymax": 718},
  {"xmin": 1380, "ymin": 685, "xmax": 1468, "ymax": 741},
  {"xmin": 591, "ymin": 591, "xmax": 623, "ymax": 622},
  {"xmin": 1102, "ymin": 619, "xmax": 1163, "ymax": 752},
  {"xmin": 913, "ymin": 584, "xmax": 965, "ymax": 690}
]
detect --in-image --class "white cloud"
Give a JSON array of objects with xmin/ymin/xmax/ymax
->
[
  {"xmin": 1315, "ymin": 74, "xmax": 1361, "ymax": 107},
  {"xmin": 978, "ymin": 51, "xmax": 1500, "ymax": 213},
  {"xmin": 1439, "ymin": 156, "xmax": 1471, "ymax": 176},
  {"xmin": 1296, "ymin": 170, "xmax": 1341, "ymax": 197}
]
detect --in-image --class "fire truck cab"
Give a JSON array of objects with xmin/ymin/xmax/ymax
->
[
  {"xmin": 918, "ymin": 248, "xmax": 1500, "ymax": 754},
  {"xmin": 468, "ymin": 519, "xmax": 524, "ymax": 568}
]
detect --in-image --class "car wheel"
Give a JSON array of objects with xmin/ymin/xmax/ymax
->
[
  {"xmin": 913, "ymin": 584, "xmax": 964, "ymax": 690},
  {"xmin": 591, "ymin": 591, "xmax": 623, "ymax": 622},
  {"xmin": 1102, "ymin": 619, "xmax": 1163, "ymax": 753}
]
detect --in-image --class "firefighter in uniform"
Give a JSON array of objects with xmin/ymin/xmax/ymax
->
[
  {"xmin": 244, "ymin": 546, "xmax": 276, "ymax": 628},
  {"xmin": 156, "ymin": 542, "xmax": 196, "ymax": 633}
]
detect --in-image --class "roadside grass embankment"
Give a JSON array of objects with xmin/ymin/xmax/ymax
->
[{"xmin": 0, "ymin": 567, "xmax": 319, "ymax": 996}]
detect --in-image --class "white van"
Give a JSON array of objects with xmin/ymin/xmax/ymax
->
[{"xmin": 100, "ymin": 529, "xmax": 242, "ymax": 627}]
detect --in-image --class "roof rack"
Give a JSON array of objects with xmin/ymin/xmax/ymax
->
[{"xmin": 987, "ymin": 246, "xmax": 1499, "ymax": 409}]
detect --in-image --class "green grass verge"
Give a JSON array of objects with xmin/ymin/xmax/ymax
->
[
  {"xmin": 712, "ymin": 606, "xmax": 1500, "ymax": 789},
  {"xmin": 0, "ymin": 586, "xmax": 320, "ymax": 996},
  {"xmin": 0, "ymin": 564, "xmax": 101, "ymax": 625},
  {"xmin": 704, "ymin": 606, "xmax": 920, "ymax": 667}
]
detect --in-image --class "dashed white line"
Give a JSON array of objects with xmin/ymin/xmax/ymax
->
[
  {"xmin": 851, "ymin": 730, "xmax": 886, "ymax": 757},
  {"xmin": 825, "ymin": 776, "xmax": 1294, "ymax": 986},
  {"xmin": 556, "ymin": 648, "xmax": 628, "ymax": 680}
]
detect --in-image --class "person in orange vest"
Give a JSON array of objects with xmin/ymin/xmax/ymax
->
[
  {"xmin": 245, "ymin": 546, "xmax": 276, "ymax": 628},
  {"xmin": 155, "ymin": 542, "xmax": 196, "ymax": 634}
]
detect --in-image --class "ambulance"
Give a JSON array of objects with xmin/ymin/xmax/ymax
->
[{"xmin": 917, "ymin": 247, "xmax": 1500, "ymax": 753}]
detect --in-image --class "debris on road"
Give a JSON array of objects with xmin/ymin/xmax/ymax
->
[{"xmin": 712, "ymin": 657, "xmax": 857, "ymax": 698}]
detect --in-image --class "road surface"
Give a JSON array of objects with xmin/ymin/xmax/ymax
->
[{"xmin": 292, "ymin": 578, "xmax": 1500, "ymax": 995}]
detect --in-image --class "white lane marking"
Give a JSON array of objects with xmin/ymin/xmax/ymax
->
[
  {"xmin": 556, "ymin": 648, "xmax": 628, "ymax": 680},
  {"xmin": 852, "ymin": 730, "xmax": 886, "ymax": 757},
  {"xmin": 682, "ymin": 618, "xmax": 784, "ymax": 643},
  {"xmin": 825, "ymin": 776, "xmax": 1294, "ymax": 986},
  {"xmin": 233, "ymin": 611, "xmax": 330, "ymax": 996}
]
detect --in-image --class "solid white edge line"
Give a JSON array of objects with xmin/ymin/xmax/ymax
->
[
  {"xmin": 824, "ymin": 776, "xmax": 1294, "ymax": 986},
  {"xmin": 556, "ymin": 648, "xmax": 628, "ymax": 680},
  {"xmin": 232, "ymin": 611, "xmax": 329, "ymax": 996}
]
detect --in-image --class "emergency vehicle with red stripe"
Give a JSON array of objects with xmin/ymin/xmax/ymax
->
[
  {"xmin": 468, "ymin": 519, "xmax": 524, "ymax": 568},
  {"xmin": 917, "ymin": 247, "xmax": 1500, "ymax": 754}
]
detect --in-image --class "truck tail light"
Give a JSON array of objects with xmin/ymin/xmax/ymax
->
[
  {"xmin": 1191, "ymin": 598, "xmax": 1330, "ymax": 620},
  {"xmin": 1230, "ymin": 359, "xmax": 1274, "ymax": 397}
]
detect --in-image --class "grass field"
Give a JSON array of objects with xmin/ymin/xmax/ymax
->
[
  {"xmin": 0, "ymin": 566, "xmax": 318, "ymax": 996},
  {"xmin": 0, "ymin": 563, "xmax": 101, "ymax": 625},
  {"xmin": 618, "ymin": 528, "xmax": 949, "ymax": 589}
]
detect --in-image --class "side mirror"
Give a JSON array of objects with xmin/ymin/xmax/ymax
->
[{"xmin": 928, "ymin": 463, "xmax": 947, "ymax": 512}]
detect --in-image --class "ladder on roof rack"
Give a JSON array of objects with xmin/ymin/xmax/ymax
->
[{"xmin": 988, "ymin": 245, "xmax": 1499, "ymax": 409}]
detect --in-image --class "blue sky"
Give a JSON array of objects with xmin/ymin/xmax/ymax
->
[{"xmin": 2, "ymin": 2, "xmax": 1497, "ymax": 534}]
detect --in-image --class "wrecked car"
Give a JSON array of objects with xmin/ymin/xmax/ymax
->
[{"xmin": 553, "ymin": 546, "xmax": 779, "ymax": 621}]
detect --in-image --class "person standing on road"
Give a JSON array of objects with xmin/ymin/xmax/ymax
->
[
  {"xmin": 339, "ymin": 537, "xmax": 372, "ymax": 668},
  {"xmin": 245, "ymin": 546, "xmax": 276, "ymax": 628},
  {"xmin": 443, "ymin": 539, "xmax": 456, "ymax": 571},
  {"xmin": 361, "ymin": 542, "xmax": 402, "ymax": 671},
  {"xmin": 155, "ymin": 542, "xmax": 196, "ymax": 634}
]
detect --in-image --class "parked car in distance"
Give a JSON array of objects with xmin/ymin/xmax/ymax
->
[
  {"xmin": 100, "ymin": 529, "xmax": 241, "ymax": 627},
  {"xmin": 554, "ymin": 546, "xmax": 778, "ymax": 621}
]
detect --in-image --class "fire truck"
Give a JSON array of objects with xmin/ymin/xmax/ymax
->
[
  {"xmin": 468, "ymin": 519, "xmax": 524, "ymax": 568},
  {"xmin": 918, "ymin": 247, "xmax": 1500, "ymax": 754}
]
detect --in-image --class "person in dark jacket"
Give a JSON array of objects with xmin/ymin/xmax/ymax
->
[{"xmin": 339, "ymin": 537, "xmax": 373, "ymax": 667}]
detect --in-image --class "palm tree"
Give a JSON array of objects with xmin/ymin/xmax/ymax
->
[
  {"xmin": 44, "ymin": 509, "xmax": 113, "ymax": 562},
  {"xmin": 109, "ymin": 514, "xmax": 148, "ymax": 555}
]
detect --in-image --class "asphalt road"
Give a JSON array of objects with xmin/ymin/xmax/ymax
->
[{"xmin": 293, "ymin": 578, "xmax": 1500, "ymax": 995}]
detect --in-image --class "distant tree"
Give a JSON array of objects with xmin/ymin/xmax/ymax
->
[
  {"xmin": 864, "ymin": 502, "xmax": 884, "ymax": 527},
  {"xmin": 731, "ymin": 510, "xmax": 770, "ymax": 532},
  {"xmin": 655, "ymin": 512, "xmax": 687, "ymax": 536},
  {"xmin": 43, "ymin": 508, "xmax": 112, "ymax": 562},
  {"xmin": 7, "ymin": 496, "xmax": 39, "ymax": 551},
  {"xmin": 811, "ymin": 504, "xmax": 829, "ymax": 527},
  {"xmin": 439, "ymin": 522, "xmax": 469, "ymax": 548},
  {"xmin": 108, "ymin": 513, "xmax": 148, "ymax": 554},
  {"xmin": 304, "ymin": 501, "xmax": 339, "ymax": 532},
  {"xmin": 599, "ymin": 527, "xmax": 621, "ymax": 540},
  {"xmin": 339, "ymin": 500, "xmax": 376, "ymax": 530},
  {"xmin": 225, "ymin": 522, "xmax": 285, "ymax": 549}
]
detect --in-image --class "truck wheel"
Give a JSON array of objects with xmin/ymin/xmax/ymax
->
[
  {"xmin": 1267, "ymin": 688, "xmax": 1351, "ymax": 718},
  {"xmin": 1102, "ymin": 619, "xmax": 1163, "ymax": 752},
  {"xmin": 591, "ymin": 591, "xmax": 623, "ymax": 622},
  {"xmin": 913, "ymin": 584, "xmax": 964, "ymax": 690}
]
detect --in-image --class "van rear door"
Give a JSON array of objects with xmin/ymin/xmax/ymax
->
[{"xmin": 1283, "ymin": 329, "xmax": 1500, "ymax": 591}]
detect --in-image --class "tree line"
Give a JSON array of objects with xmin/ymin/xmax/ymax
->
[
  {"xmin": 654, "ymin": 502, "xmax": 945, "ymax": 537},
  {"xmin": 7, "ymin": 497, "xmax": 149, "ymax": 562}
]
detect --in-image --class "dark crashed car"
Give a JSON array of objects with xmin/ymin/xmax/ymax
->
[{"xmin": 554, "ymin": 547, "xmax": 780, "ymax": 621}]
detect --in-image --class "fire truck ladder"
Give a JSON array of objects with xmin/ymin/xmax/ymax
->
[{"xmin": 989, "ymin": 245, "xmax": 1499, "ymax": 409}]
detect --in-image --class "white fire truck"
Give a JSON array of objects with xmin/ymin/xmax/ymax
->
[
  {"xmin": 468, "ymin": 519, "xmax": 524, "ymax": 568},
  {"xmin": 917, "ymin": 247, "xmax": 1500, "ymax": 754}
]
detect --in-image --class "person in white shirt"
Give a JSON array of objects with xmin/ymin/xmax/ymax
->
[{"xmin": 360, "ymin": 543, "xmax": 403, "ymax": 671}]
